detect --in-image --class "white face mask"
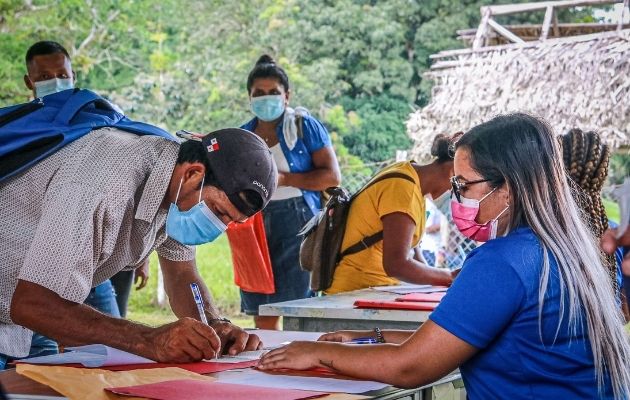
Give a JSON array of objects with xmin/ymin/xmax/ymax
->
[
  {"xmin": 426, "ymin": 190, "xmax": 451, "ymax": 216},
  {"xmin": 33, "ymin": 77, "xmax": 74, "ymax": 98}
]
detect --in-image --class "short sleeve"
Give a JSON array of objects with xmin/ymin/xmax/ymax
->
[
  {"xmin": 301, "ymin": 116, "xmax": 331, "ymax": 154},
  {"xmin": 155, "ymin": 232, "xmax": 196, "ymax": 262},
  {"xmin": 373, "ymin": 178, "xmax": 423, "ymax": 227},
  {"xmin": 430, "ymin": 246, "xmax": 526, "ymax": 349},
  {"xmin": 19, "ymin": 183, "xmax": 107, "ymax": 304}
]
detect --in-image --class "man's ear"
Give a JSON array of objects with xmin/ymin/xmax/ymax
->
[
  {"xmin": 285, "ymin": 89, "xmax": 291, "ymax": 104},
  {"xmin": 24, "ymin": 74, "xmax": 34, "ymax": 91},
  {"xmin": 72, "ymin": 70, "xmax": 77, "ymax": 84},
  {"xmin": 182, "ymin": 163, "xmax": 206, "ymax": 189}
]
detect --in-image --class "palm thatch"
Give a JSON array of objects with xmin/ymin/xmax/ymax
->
[{"xmin": 407, "ymin": 27, "xmax": 630, "ymax": 161}]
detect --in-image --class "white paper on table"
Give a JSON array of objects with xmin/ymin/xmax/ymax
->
[
  {"xmin": 254, "ymin": 329, "xmax": 323, "ymax": 349},
  {"xmin": 215, "ymin": 368, "xmax": 389, "ymax": 393},
  {"xmin": 18, "ymin": 344, "xmax": 154, "ymax": 367},
  {"xmin": 211, "ymin": 349, "xmax": 270, "ymax": 363},
  {"xmin": 371, "ymin": 284, "xmax": 447, "ymax": 294}
]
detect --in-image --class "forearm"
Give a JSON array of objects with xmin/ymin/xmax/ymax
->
[
  {"xmin": 385, "ymin": 259, "xmax": 453, "ymax": 286},
  {"xmin": 312, "ymin": 342, "xmax": 438, "ymax": 388},
  {"xmin": 10, "ymin": 280, "xmax": 154, "ymax": 357},
  {"xmin": 382, "ymin": 330, "xmax": 415, "ymax": 344},
  {"xmin": 280, "ymin": 168, "xmax": 341, "ymax": 191},
  {"xmin": 159, "ymin": 257, "xmax": 221, "ymax": 320}
]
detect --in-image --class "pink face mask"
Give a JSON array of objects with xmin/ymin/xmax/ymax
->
[{"xmin": 450, "ymin": 188, "xmax": 509, "ymax": 242}]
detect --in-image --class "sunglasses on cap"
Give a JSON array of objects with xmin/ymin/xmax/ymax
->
[{"xmin": 450, "ymin": 176, "xmax": 491, "ymax": 203}]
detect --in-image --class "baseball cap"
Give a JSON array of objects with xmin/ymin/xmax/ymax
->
[{"xmin": 201, "ymin": 128, "xmax": 277, "ymax": 217}]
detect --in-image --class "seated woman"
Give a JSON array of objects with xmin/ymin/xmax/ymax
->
[
  {"xmin": 326, "ymin": 134, "xmax": 458, "ymax": 294},
  {"xmin": 260, "ymin": 114, "xmax": 630, "ymax": 399}
]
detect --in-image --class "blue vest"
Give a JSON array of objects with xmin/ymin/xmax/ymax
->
[{"xmin": 0, "ymin": 88, "xmax": 174, "ymax": 183}]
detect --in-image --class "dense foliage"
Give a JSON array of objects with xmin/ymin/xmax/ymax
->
[{"xmin": 0, "ymin": 0, "xmax": 597, "ymax": 163}]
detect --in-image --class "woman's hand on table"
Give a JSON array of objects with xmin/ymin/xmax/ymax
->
[
  {"xmin": 258, "ymin": 341, "xmax": 322, "ymax": 370},
  {"xmin": 318, "ymin": 330, "xmax": 374, "ymax": 343}
]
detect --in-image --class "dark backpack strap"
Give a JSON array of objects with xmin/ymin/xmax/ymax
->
[
  {"xmin": 296, "ymin": 114, "xmax": 304, "ymax": 140},
  {"xmin": 339, "ymin": 230, "xmax": 383, "ymax": 258},
  {"xmin": 54, "ymin": 89, "xmax": 115, "ymax": 125},
  {"xmin": 0, "ymin": 100, "xmax": 44, "ymax": 128},
  {"xmin": 339, "ymin": 171, "xmax": 416, "ymax": 259}
]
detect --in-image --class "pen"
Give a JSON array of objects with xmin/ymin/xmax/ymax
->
[
  {"xmin": 190, "ymin": 282, "xmax": 209, "ymax": 325},
  {"xmin": 347, "ymin": 337, "xmax": 378, "ymax": 344}
]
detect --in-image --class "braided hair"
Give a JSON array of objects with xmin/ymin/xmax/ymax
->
[{"xmin": 560, "ymin": 128, "xmax": 616, "ymax": 292}]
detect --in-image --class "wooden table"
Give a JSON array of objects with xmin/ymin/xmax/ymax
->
[
  {"xmin": 259, "ymin": 288, "xmax": 431, "ymax": 332},
  {"xmin": 0, "ymin": 367, "xmax": 463, "ymax": 400}
]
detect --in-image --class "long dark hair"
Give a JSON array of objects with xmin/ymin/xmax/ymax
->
[
  {"xmin": 455, "ymin": 113, "xmax": 630, "ymax": 398},
  {"xmin": 246, "ymin": 54, "xmax": 289, "ymax": 93}
]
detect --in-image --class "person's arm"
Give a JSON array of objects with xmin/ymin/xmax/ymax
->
[
  {"xmin": 158, "ymin": 255, "xmax": 262, "ymax": 354},
  {"xmin": 259, "ymin": 320, "xmax": 477, "ymax": 388},
  {"xmin": 10, "ymin": 280, "xmax": 221, "ymax": 363},
  {"xmin": 318, "ymin": 329, "xmax": 415, "ymax": 344},
  {"xmin": 381, "ymin": 212, "xmax": 453, "ymax": 286},
  {"xmin": 134, "ymin": 258, "xmax": 150, "ymax": 290},
  {"xmin": 278, "ymin": 146, "xmax": 341, "ymax": 191}
]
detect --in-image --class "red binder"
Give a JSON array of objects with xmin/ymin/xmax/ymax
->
[
  {"xmin": 353, "ymin": 299, "xmax": 437, "ymax": 311},
  {"xmin": 395, "ymin": 292, "xmax": 446, "ymax": 303}
]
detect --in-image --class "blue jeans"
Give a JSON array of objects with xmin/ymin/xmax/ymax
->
[
  {"xmin": 85, "ymin": 279, "xmax": 121, "ymax": 317},
  {"xmin": 0, "ymin": 332, "xmax": 58, "ymax": 370},
  {"xmin": 240, "ymin": 197, "xmax": 314, "ymax": 315}
]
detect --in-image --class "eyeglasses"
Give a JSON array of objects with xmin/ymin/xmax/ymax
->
[{"xmin": 450, "ymin": 176, "xmax": 490, "ymax": 203}]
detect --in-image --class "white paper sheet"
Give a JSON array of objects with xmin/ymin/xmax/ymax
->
[
  {"xmin": 253, "ymin": 329, "xmax": 324, "ymax": 349},
  {"xmin": 212, "ymin": 350, "xmax": 270, "ymax": 363},
  {"xmin": 370, "ymin": 284, "xmax": 447, "ymax": 294},
  {"xmin": 215, "ymin": 368, "xmax": 389, "ymax": 393},
  {"xmin": 18, "ymin": 344, "xmax": 154, "ymax": 367}
]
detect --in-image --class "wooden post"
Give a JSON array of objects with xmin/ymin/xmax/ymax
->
[
  {"xmin": 541, "ymin": 5, "xmax": 554, "ymax": 40},
  {"xmin": 473, "ymin": 8, "xmax": 492, "ymax": 50},
  {"xmin": 553, "ymin": 11, "xmax": 560, "ymax": 37},
  {"xmin": 620, "ymin": 0, "xmax": 629, "ymax": 31}
]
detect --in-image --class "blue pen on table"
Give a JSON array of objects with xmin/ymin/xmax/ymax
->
[
  {"xmin": 190, "ymin": 283, "xmax": 209, "ymax": 325},
  {"xmin": 347, "ymin": 337, "xmax": 378, "ymax": 345}
]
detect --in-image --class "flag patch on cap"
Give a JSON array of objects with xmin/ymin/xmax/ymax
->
[{"xmin": 207, "ymin": 138, "xmax": 219, "ymax": 152}]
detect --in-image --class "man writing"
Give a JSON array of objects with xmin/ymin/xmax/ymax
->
[{"xmin": 0, "ymin": 42, "xmax": 277, "ymax": 368}]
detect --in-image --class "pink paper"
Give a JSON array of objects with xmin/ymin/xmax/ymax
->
[
  {"xmin": 104, "ymin": 360, "xmax": 258, "ymax": 374},
  {"xmin": 106, "ymin": 379, "xmax": 328, "ymax": 400}
]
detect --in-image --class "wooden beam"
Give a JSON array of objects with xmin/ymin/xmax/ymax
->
[
  {"xmin": 473, "ymin": 8, "xmax": 492, "ymax": 50},
  {"xmin": 487, "ymin": 18, "xmax": 526, "ymax": 43},
  {"xmin": 553, "ymin": 11, "xmax": 560, "ymax": 37},
  {"xmin": 620, "ymin": 0, "xmax": 629, "ymax": 31},
  {"xmin": 541, "ymin": 5, "xmax": 555, "ymax": 40},
  {"xmin": 429, "ymin": 29, "xmax": 629, "ymax": 64},
  {"xmin": 482, "ymin": 0, "xmax": 619, "ymax": 16}
]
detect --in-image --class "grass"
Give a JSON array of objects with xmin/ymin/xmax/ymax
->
[{"xmin": 126, "ymin": 235, "xmax": 254, "ymax": 328}]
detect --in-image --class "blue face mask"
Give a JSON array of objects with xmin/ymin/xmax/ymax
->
[
  {"xmin": 250, "ymin": 95, "xmax": 285, "ymax": 121},
  {"xmin": 33, "ymin": 77, "xmax": 74, "ymax": 98},
  {"xmin": 166, "ymin": 178, "xmax": 227, "ymax": 245}
]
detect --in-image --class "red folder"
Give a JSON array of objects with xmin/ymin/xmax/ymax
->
[
  {"xmin": 107, "ymin": 379, "xmax": 328, "ymax": 400},
  {"xmin": 226, "ymin": 212, "xmax": 275, "ymax": 294},
  {"xmin": 353, "ymin": 299, "xmax": 437, "ymax": 311},
  {"xmin": 395, "ymin": 292, "xmax": 446, "ymax": 303}
]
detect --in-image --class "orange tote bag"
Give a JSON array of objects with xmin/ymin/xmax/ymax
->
[{"xmin": 226, "ymin": 212, "xmax": 275, "ymax": 294}]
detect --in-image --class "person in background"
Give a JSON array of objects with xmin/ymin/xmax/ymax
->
[
  {"xmin": 325, "ymin": 134, "xmax": 457, "ymax": 294},
  {"xmin": 260, "ymin": 114, "xmax": 630, "ymax": 399},
  {"xmin": 418, "ymin": 200, "xmax": 443, "ymax": 267},
  {"xmin": 560, "ymin": 128, "xmax": 628, "ymax": 318},
  {"xmin": 239, "ymin": 55, "xmax": 341, "ymax": 330},
  {"xmin": 109, "ymin": 259, "xmax": 150, "ymax": 318}
]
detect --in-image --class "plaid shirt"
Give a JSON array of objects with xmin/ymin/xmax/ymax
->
[{"xmin": 0, "ymin": 128, "xmax": 194, "ymax": 357}]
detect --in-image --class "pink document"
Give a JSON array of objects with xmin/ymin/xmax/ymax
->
[
  {"xmin": 106, "ymin": 379, "xmax": 328, "ymax": 399},
  {"xmin": 105, "ymin": 360, "xmax": 258, "ymax": 374}
]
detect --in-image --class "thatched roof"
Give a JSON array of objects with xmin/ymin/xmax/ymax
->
[{"xmin": 408, "ymin": 20, "xmax": 630, "ymax": 160}]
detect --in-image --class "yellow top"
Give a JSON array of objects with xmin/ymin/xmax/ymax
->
[{"xmin": 326, "ymin": 162, "xmax": 425, "ymax": 294}]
